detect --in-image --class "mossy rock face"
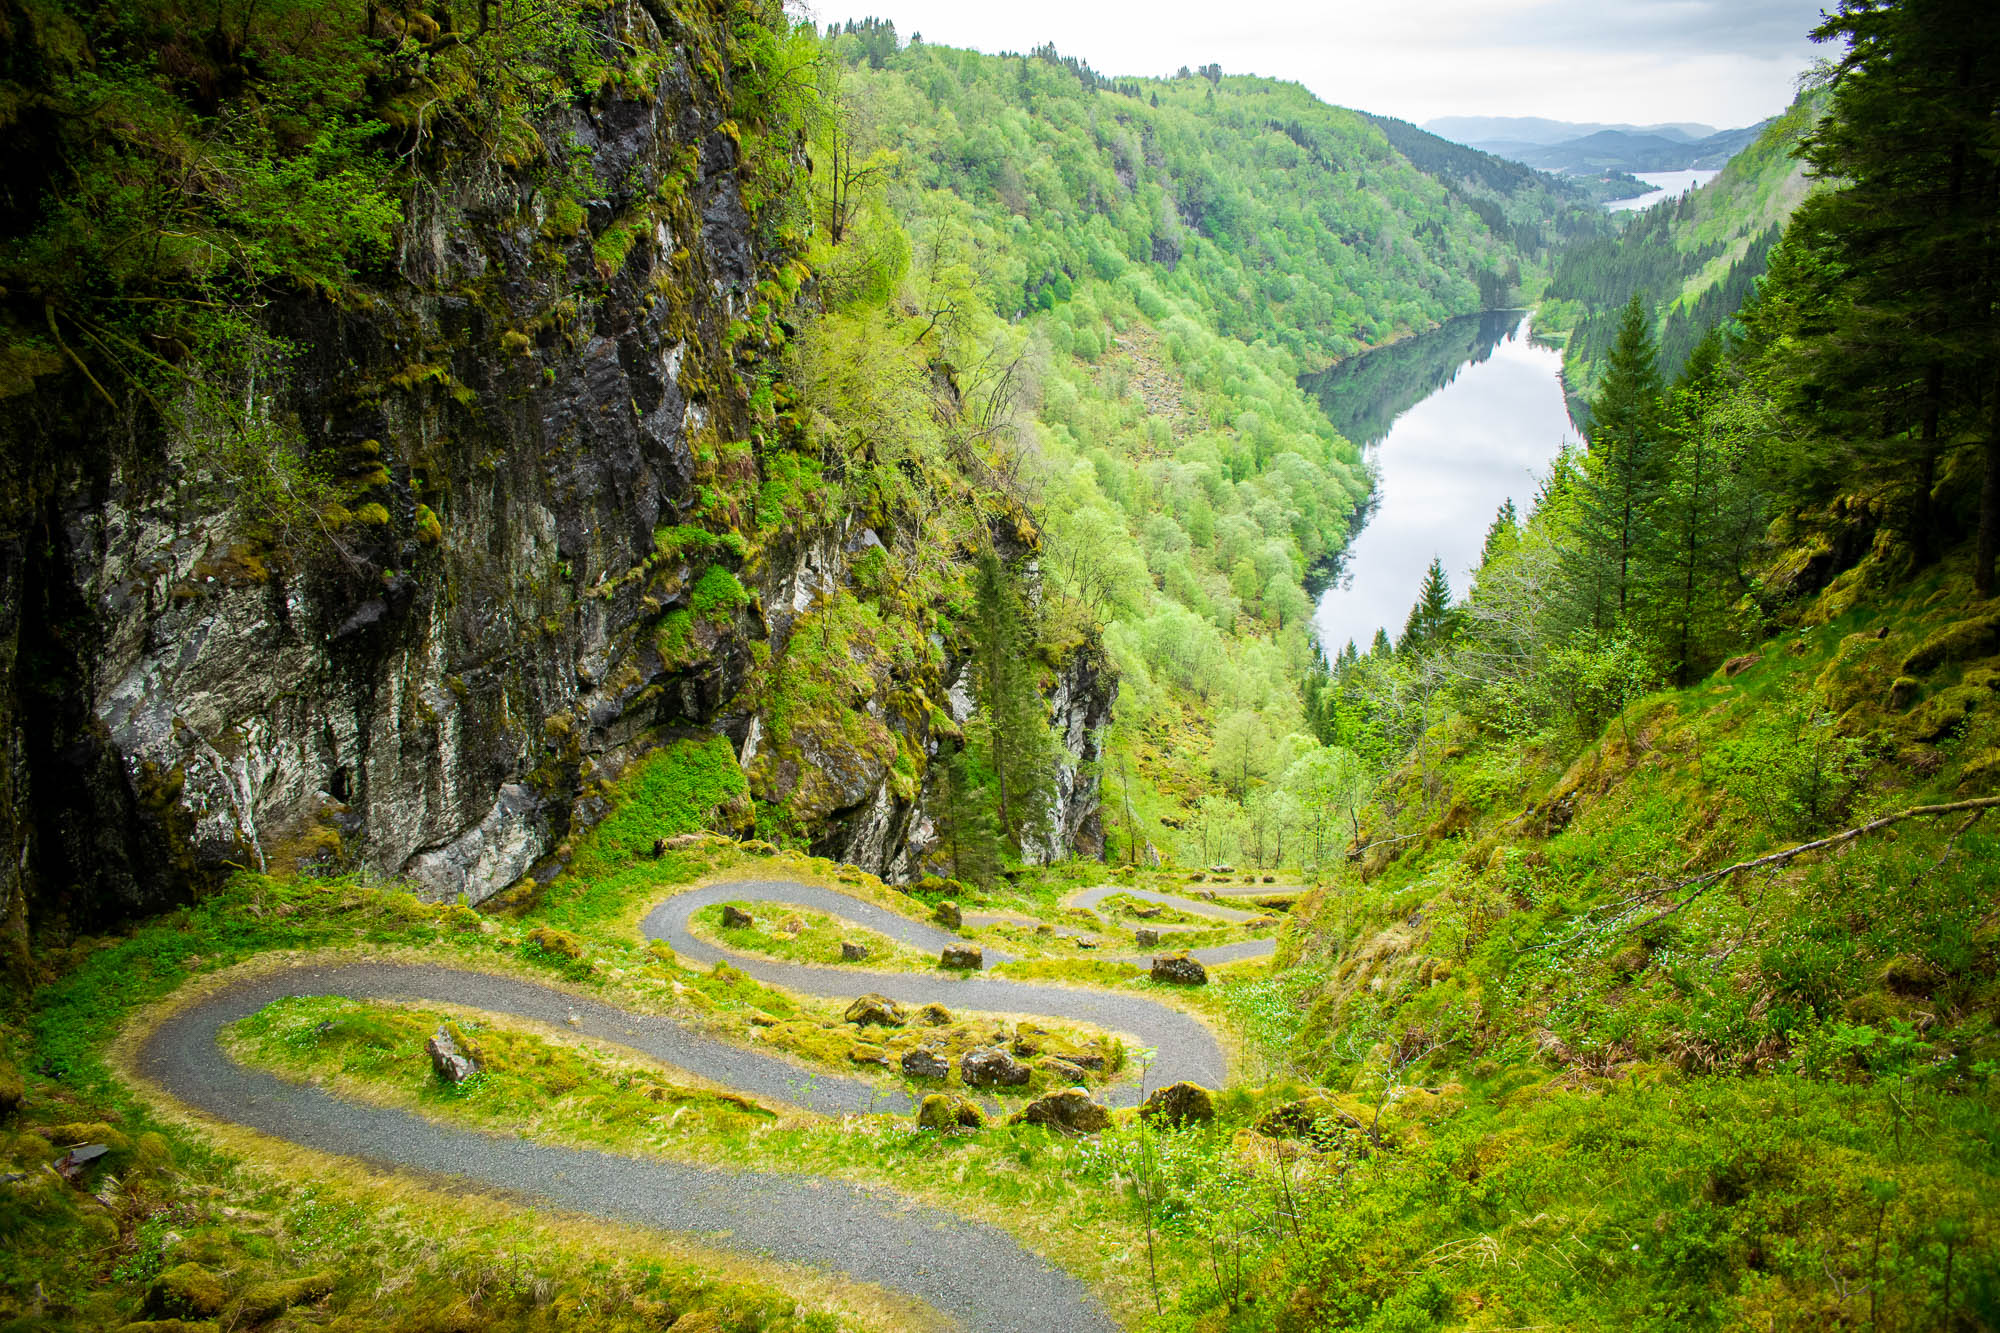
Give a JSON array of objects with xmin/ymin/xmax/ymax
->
[
  {"xmin": 146, "ymin": 1265, "xmax": 228, "ymax": 1320},
  {"xmin": 1900, "ymin": 684, "xmax": 1987, "ymax": 743},
  {"xmin": 915, "ymin": 1093, "xmax": 985, "ymax": 1130},
  {"xmin": 1888, "ymin": 675, "xmax": 1923, "ymax": 710},
  {"xmin": 1141, "ymin": 1081, "xmax": 1215, "ymax": 1126},
  {"xmin": 0, "ymin": 1057, "xmax": 21, "ymax": 1119},
  {"xmin": 232, "ymin": 1272, "xmax": 335, "ymax": 1323},
  {"xmin": 1900, "ymin": 610, "xmax": 2000, "ymax": 676}
]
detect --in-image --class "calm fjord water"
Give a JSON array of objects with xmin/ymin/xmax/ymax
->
[{"xmin": 1305, "ymin": 311, "xmax": 1581, "ymax": 655}]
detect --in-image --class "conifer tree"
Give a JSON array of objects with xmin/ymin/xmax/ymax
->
[
  {"xmin": 938, "ymin": 742, "xmax": 1003, "ymax": 886},
  {"xmin": 1572, "ymin": 294, "xmax": 1667, "ymax": 627},
  {"xmin": 1401, "ymin": 557, "xmax": 1458, "ymax": 653},
  {"xmin": 971, "ymin": 551, "xmax": 1058, "ymax": 850},
  {"xmin": 1780, "ymin": 0, "xmax": 2000, "ymax": 590},
  {"xmin": 1650, "ymin": 329, "xmax": 1743, "ymax": 684},
  {"xmin": 1479, "ymin": 499, "xmax": 1520, "ymax": 570}
]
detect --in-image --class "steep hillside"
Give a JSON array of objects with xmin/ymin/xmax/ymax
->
[
  {"xmin": 1261, "ymin": 535, "xmax": 2000, "ymax": 1330},
  {"xmin": 824, "ymin": 31, "xmax": 1603, "ymax": 858},
  {"xmin": 1540, "ymin": 88, "xmax": 1824, "ymax": 394}
]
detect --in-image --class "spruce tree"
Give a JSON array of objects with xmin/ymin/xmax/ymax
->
[
  {"xmin": 1651, "ymin": 329, "xmax": 1740, "ymax": 684},
  {"xmin": 1479, "ymin": 499, "xmax": 1520, "ymax": 570},
  {"xmin": 1782, "ymin": 0, "xmax": 2000, "ymax": 590},
  {"xmin": 1400, "ymin": 557, "xmax": 1457, "ymax": 653},
  {"xmin": 1573, "ymin": 294, "xmax": 1667, "ymax": 628},
  {"xmin": 938, "ymin": 742, "xmax": 1003, "ymax": 886}
]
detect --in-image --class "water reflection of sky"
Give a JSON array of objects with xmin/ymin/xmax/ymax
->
[
  {"xmin": 1311, "ymin": 315, "xmax": 1581, "ymax": 655},
  {"xmin": 1606, "ymin": 169, "xmax": 1721, "ymax": 213}
]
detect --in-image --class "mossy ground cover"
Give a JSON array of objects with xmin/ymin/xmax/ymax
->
[{"xmin": 692, "ymin": 902, "xmax": 937, "ymax": 971}]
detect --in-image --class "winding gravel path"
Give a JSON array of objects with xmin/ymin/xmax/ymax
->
[
  {"xmin": 132, "ymin": 877, "xmax": 1283, "ymax": 1331},
  {"xmin": 644, "ymin": 881, "xmax": 1227, "ymax": 1100},
  {"xmin": 135, "ymin": 962, "xmax": 1115, "ymax": 1332}
]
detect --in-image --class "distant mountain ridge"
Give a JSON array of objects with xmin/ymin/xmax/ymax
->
[
  {"xmin": 1478, "ymin": 123, "xmax": 1772, "ymax": 175},
  {"xmin": 1424, "ymin": 115, "xmax": 1717, "ymax": 146}
]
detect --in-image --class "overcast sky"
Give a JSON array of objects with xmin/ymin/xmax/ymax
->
[{"xmin": 797, "ymin": 0, "xmax": 1828, "ymax": 131}]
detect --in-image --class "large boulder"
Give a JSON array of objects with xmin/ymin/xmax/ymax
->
[
  {"xmin": 917, "ymin": 1002, "xmax": 954, "ymax": 1026},
  {"xmin": 916, "ymin": 1094, "xmax": 985, "ymax": 1131},
  {"xmin": 145, "ymin": 1265, "xmax": 227, "ymax": 1320},
  {"xmin": 1134, "ymin": 927, "xmax": 1160, "ymax": 947},
  {"xmin": 1142, "ymin": 1081, "xmax": 1216, "ymax": 1127},
  {"xmin": 843, "ymin": 994, "xmax": 906, "ymax": 1027},
  {"xmin": 720, "ymin": 905, "xmax": 754, "ymax": 929},
  {"xmin": 932, "ymin": 900, "xmax": 963, "ymax": 929},
  {"xmin": 901, "ymin": 1047, "xmax": 951, "ymax": 1081},
  {"xmin": 426, "ymin": 1026, "xmax": 478, "ymax": 1084},
  {"xmin": 940, "ymin": 944, "xmax": 983, "ymax": 971},
  {"xmin": 960, "ymin": 1046, "xmax": 1030, "ymax": 1088},
  {"xmin": 1015, "ymin": 1087, "xmax": 1112, "ymax": 1134},
  {"xmin": 1150, "ymin": 954, "xmax": 1208, "ymax": 986}
]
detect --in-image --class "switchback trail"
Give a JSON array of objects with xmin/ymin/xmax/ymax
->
[{"xmin": 130, "ymin": 877, "xmax": 1276, "ymax": 1332}]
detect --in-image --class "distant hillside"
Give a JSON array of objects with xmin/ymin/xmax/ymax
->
[
  {"xmin": 1482, "ymin": 122, "xmax": 1770, "ymax": 175},
  {"xmin": 1537, "ymin": 88, "xmax": 1825, "ymax": 396},
  {"xmin": 1425, "ymin": 114, "xmax": 1716, "ymax": 146}
]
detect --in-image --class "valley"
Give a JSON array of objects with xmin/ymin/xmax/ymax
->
[{"xmin": 1, "ymin": 2, "xmax": 1996, "ymax": 1332}]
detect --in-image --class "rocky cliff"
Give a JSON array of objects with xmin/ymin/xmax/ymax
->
[{"xmin": 0, "ymin": 1, "xmax": 1109, "ymax": 971}]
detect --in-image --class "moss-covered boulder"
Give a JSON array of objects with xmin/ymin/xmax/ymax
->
[
  {"xmin": 901, "ymin": 1046, "xmax": 950, "ymax": 1079},
  {"xmin": 1959, "ymin": 747, "xmax": 2000, "ymax": 789},
  {"xmin": 1150, "ymin": 954, "xmax": 1208, "ymax": 986},
  {"xmin": 932, "ymin": 900, "xmax": 962, "ymax": 930},
  {"xmin": 720, "ymin": 905, "xmax": 754, "ymax": 929},
  {"xmin": 232, "ymin": 1271, "xmax": 335, "ymax": 1323},
  {"xmin": 843, "ymin": 994, "xmax": 906, "ymax": 1027},
  {"xmin": 960, "ymin": 1046, "xmax": 1029, "ymax": 1087},
  {"xmin": 116, "ymin": 1321, "xmax": 220, "ymax": 1333},
  {"xmin": 916, "ymin": 1002, "xmax": 953, "ymax": 1026},
  {"xmin": 0, "ymin": 1056, "xmax": 21, "ymax": 1120},
  {"xmin": 940, "ymin": 944, "xmax": 982, "ymax": 970},
  {"xmin": 1900, "ymin": 684, "xmax": 1987, "ymax": 743},
  {"xmin": 1141, "ymin": 1081, "xmax": 1216, "ymax": 1127},
  {"xmin": 1012, "ymin": 1087, "xmax": 1111, "ymax": 1134},
  {"xmin": 915, "ymin": 1093, "xmax": 985, "ymax": 1130},
  {"xmin": 1900, "ymin": 610, "xmax": 2000, "ymax": 675},
  {"xmin": 525, "ymin": 926, "xmax": 584, "ymax": 961},
  {"xmin": 145, "ymin": 1264, "xmax": 228, "ymax": 1320}
]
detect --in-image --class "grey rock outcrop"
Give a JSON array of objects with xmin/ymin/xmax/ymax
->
[{"xmin": 960, "ymin": 1046, "xmax": 1030, "ymax": 1088}]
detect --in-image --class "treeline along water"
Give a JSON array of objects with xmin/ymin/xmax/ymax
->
[{"xmin": 1303, "ymin": 311, "xmax": 1582, "ymax": 654}]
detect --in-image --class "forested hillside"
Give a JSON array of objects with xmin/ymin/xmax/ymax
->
[
  {"xmin": 818, "ymin": 23, "xmax": 1604, "ymax": 866},
  {"xmin": 1540, "ymin": 88, "xmax": 1823, "ymax": 396}
]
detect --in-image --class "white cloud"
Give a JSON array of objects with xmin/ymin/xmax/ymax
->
[{"xmin": 803, "ymin": 0, "xmax": 1825, "ymax": 127}]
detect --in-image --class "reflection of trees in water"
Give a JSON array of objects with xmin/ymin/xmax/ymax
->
[{"xmin": 1299, "ymin": 309, "xmax": 1522, "ymax": 449}]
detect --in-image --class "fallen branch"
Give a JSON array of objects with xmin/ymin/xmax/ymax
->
[
  {"xmin": 1632, "ymin": 795, "xmax": 2000, "ymax": 929},
  {"xmin": 1519, "ymin": 795, "xmax": 2000, "ymax": 956}
]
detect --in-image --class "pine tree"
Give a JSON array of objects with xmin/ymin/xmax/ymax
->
[
  {"xmin": 1572, "ymin": 294, "xmax": 1667, "ymax": 628},
  {"xmin": 970, "ymin": 551, "xmax": 1058, "ymax": 851}
]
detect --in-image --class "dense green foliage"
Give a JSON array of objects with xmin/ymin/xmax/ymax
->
[{"xmin": 812, "ymin": 26, "xmax": 1600, "ymax": 857}]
